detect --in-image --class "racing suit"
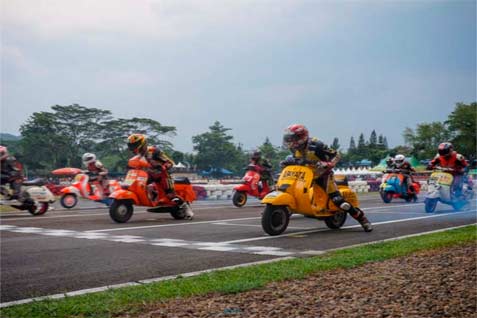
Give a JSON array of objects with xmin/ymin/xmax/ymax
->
[
  {"xmin": 250, "ymin": 157, "xmax": 274, "ymax": 189},
  {"xmin": 287, "ymin": 137, "xmax": 372, "ymax": 231},
  {"xmin": 86, "ymin": 160, "xmax": 109, "ymax": 195},
  {"xmin": 396, "ymin": 161, "xmax": 416, "ymax": 194},
  {"xmin": 146, "ymin": 147, "xmax": 177, "ymax": 201},
  {"xmin": 428, "ymin": 151, "xmax": 468, "ymax": 197},
  {"xmin": 0, "ymin": 155, "xmax": 24, "ymax": 200}
]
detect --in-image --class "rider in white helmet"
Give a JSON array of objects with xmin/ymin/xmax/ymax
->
[
  {"xmin": 394, "ymin": 154, "xmax": 416, "ymax": 194},
  {"xmin": 82, "ymin": 153, "xmax": 109, "ymax": 195}
]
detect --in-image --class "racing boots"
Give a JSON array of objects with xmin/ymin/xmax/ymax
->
[{"xmin": 352, "ymin": 208, "xmax": 373, "ymax": 232}]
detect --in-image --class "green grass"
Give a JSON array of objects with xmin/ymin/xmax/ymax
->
[{"xmin": 1, "ymin": 225, "xmax": 476, "ymax": 318}]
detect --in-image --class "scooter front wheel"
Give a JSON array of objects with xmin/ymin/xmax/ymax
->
[
  {"xmin": 109, "ymin": 200, "xmax": 133, "ymax": 223},
  {"xmin": 232, "ymin": 191, "xmax": 247, "ymax": 208},
  {"xmin": 380, "ymin": 191, "xmax": 393, "ymax": 203},
  {"xmin": 424, "ymin": 198, "xmax": 438, "ymax": 213},
  {"xmin": 60, "ymin": 194, "xmax": 78, "ymax": 209},
  {"xmin": 262, "ymin": 205, "xmax": 290, "ymax": 236}
]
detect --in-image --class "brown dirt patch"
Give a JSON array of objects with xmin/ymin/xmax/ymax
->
[{"xmin": 131, "ymin": 244, "xmax": 477, "ymax": 318}]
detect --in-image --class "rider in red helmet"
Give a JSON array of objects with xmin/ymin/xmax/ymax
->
[
  {"xmin": 428, "ymin": 142, "xmax": 469, "ymax": 196},
  {"xmin": 282, "ymin": 124, "xmax": 372, "ymax": 232},
  {"xmin": 0, "ymin": 145, "xmax": 24, "ymax": 200}
]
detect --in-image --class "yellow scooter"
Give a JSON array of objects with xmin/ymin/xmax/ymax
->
[{"xmin": 261, "ymin": 164, "xmax": 359, "ymax": 235}]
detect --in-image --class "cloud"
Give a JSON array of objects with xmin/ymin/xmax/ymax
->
[{"xmin": 1, "ymin": 0, "xmax": 338, "ymax": 40}]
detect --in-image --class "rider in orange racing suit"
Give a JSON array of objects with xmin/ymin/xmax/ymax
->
[
  {"xmin": 282, "ymin": 124, "xmax": 372, "ymax": 232},
  {"xmin": 427, "ymin": 142, "xmax": 469, "ymax": 197}
]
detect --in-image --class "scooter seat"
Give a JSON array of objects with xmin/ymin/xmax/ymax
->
[{"xmin": 22, "ymin": 178, "xmax": 45, "ymax": 186}]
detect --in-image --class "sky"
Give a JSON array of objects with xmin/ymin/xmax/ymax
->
[{"xmin": 1, "ymin": 0, "xmax": 476, "ymax": 153}]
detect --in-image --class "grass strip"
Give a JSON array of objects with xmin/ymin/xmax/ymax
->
[{"xmin": 1, "ymin": 224, "xmax": 476, "ymax": 318}]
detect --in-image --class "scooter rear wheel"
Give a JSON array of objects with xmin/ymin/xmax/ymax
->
[
  {"xmin": 28, "ymin": 202, "xmax": 49, "ymax": 216},
  {"xmin": 109, "ymin": 200, "xmax": 133, "ymax": 223},
  {"xmin": 324, "ymin": 211, "xmax": 347, "ymax": 229},
  {"xmin": 262, "ymin": 205, "xmax": 290, "ymax": 236}
]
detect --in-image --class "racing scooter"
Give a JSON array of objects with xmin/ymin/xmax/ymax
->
[
  {"xmin": 232, "ymin": 164, "xmax": 272, "ymax": 207},
  {"xmin": 261, "ymin": 159, "xmax": 359, "ymax": 235},
  {"xmin": 0, "ymin": 178, "xmax": 55, "ymax": 215},
  {"xmin": 53, "ymin": 168, "xmax": 121, "ymax": 209},
  {"xmin": 424, "ymin": 167, "xmax": 474, "ymax": 213},
  {"xmin": 108, "ymin": 156, "xmax": 196, "ymax": 223},
  {"xmin": 380, "ymin": 169, "xmax": 420, "ymax": 203}
]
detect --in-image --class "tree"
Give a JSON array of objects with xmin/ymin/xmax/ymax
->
[
  {"xmin": 369, "ymin": 130, "xmax": 377, "ymax": 146},
  {"xmin": 348, "ymin": 137, "xmax": 356, "ymax": 151},
  {"xmin": 192, "ymin": 121, "xmax": 245, "ymax": 176},
  {"xmin": 403, "ymin": 122, "xmax": 452, "ymax": 159},
  {"xmin": 258, "ymin": 137, "xmax": 289, "ymax": 172},
  {"xmin": 19, "ymin": 104, "xmax": 177, "ymax": 174},
  {"xmin": 331, "ymin": 137, "xmax": 340, "ymax": 151},
  {"xmin": 357, "ymin": 133, "xmax": 366, "ymax": 150},
  {"xmin": 445, "ymin": 102, "xmax": 477, "ymax": 158}
]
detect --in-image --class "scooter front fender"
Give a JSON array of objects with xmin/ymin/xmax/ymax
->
[
  {"xmin": 261, "ymin": 191, "xmax": 296, "ymax": 210},
  {"xmin": 234, "ymin": 184, "xmax": 251, "ymax": 193},
  {"xmin": 109, "ymin": 189, "xmax": 139, "ymax": 205},
  {"xmin": 61, "ymin": 186, "xmax": 80, "ymax": 196}
]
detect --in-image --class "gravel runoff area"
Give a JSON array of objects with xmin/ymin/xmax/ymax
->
[{"xmin": 134, "ymin": 244, "xmax": 476, "ymax": 318}]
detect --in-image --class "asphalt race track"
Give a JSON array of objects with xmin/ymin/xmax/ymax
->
[{"xmin": 1, "ymin": 193, "xmax": 476, "ymax": 305}]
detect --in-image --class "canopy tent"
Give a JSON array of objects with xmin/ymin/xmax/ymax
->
[{"xmin": 173, "ymin": 162, "xmax": 187, "ymax": 168}]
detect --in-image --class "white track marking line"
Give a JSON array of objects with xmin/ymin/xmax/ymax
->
[
  {"xmin": 82, "ymin": 204, "xmax": 428, "ymax": 233},
  {"xmin": 3, "ymin": 222, "xmax": 475, "ymax": 309},
  {"xmin": 212, "ymin": 222, "xmax": 314, "ymax": 230},
  {"xmin": 222, "ymin": 210, "xmax": 476, "ymax": 244}
]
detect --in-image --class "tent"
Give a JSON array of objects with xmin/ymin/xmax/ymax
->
[{"xmin": 173, "ymin": 162, "xmax": 187, "ymax": 169}]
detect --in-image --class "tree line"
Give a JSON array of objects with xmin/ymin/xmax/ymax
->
[{"xmin": 1, "ymin": 102, "xmax": 475, "ymax": 177}]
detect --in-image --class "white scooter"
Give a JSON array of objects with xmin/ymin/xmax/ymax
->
[
  {"xmin": 424, "ymin": 167, "xmax": 474, "ymax": 213},
  {"xmin": 0, "ymin": 178, "xmax": 56, "ymax": 215}
]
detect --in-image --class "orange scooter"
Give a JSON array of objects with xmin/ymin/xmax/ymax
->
[{"xmin": 108, "ymin": 155, "xmax": 196, "ymax": 223}]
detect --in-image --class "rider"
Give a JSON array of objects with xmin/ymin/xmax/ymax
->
[
  {"xmin": 282, "ymin": 124, "xmax": 372, "ymax": 232},
  {"xmin": 82, "ymin": 153, "xmax": 109, "ymax": 195},
  {"xmin": 385, "ymin": 157, "xmax": 395, "ymax": 169},
  {"xmin": 127, "ymin": 134, "xmax": 193, "ymax": 218},
  {"xmin": 0, "ymin": 145, "xmax": 24, "ymax": 200},
  {"xmin": 146, "ymin": 145, "xmax": 179, "ymax": 203},
  {"xmin": 393, "ymin": 154, "xmax": 416, "ymax": 195},
  {"xmin": 427, "ymin": 142, "xmax": 468, "ymax": 197},
  {"xmin": 249, "ymin": 151, "xmax": 274, "ymax": 191}
]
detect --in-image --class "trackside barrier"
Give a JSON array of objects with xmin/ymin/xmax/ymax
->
[
  {"xmin": 193, "ymin": 181, "xmax": 373, "ymax": 200},
  {"xmin": 191, "ymin": 178, "xmax": 476, "ymax": 200}
]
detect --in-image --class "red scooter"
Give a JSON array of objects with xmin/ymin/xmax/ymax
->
[
  {"xmin": 232, "ymin": 164, "xmax": 272, "ymax": 207},
  {"xmin": 52, "ymin": 168, "xmax": 121, "ymax": 208}
]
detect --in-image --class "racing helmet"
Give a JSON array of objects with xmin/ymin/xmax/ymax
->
[
  {"xmin": 147, "ymin": 145, "xmax": 162, "ymax": 161},
  {"xmin": 438, "ymin": 142, "xmax": 453, "ymax": 157},
  {"xmin": 283, "ymin": 124, "xmax": 309, "ymax": 151},
  {"xmin": 394, "ymin": 154, "xmax": 405, "ymax": 168},
  {"xmin": 127, "ymin": 134, "xmax": 147, "ymax": 155},
  {"xmin": 82, "ymin": 153, "xmax": 96, "ymax": 165},
  {"xmin": 251, "ymin": 151, "xmax": 261, "ymax": 161}
]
